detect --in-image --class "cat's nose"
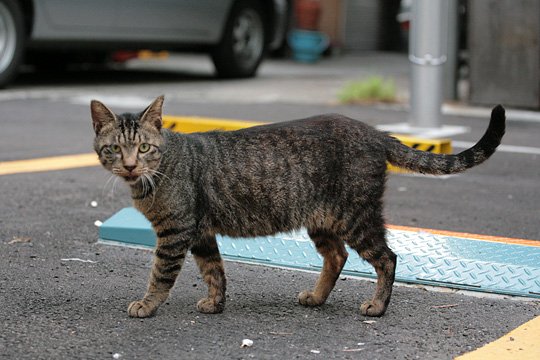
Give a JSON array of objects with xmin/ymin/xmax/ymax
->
[{"xmin": 124, "ymin": 165, "xmax": 137, "ymax": 172}]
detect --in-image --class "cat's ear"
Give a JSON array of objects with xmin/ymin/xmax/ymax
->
[
  {"xmin": 90, "ymin": 100, "xmax": 116, "ymax": 134},
  {"xmin": 140, "ymin": 95, "xmax": 164, "ymax": 131}
]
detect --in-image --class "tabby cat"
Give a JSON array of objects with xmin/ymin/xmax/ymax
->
[{"xmin": 91, "ymin": 96, "xmax": 505, "ymax": 318}]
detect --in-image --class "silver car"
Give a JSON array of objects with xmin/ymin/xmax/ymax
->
[{"xmin": 0, "ymin": 0, "xmax": 289, "ymax": 87}]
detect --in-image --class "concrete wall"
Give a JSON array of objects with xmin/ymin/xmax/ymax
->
[{"xmin": 468, "ymin": 0, "xmax": 540, "ymax": 108}]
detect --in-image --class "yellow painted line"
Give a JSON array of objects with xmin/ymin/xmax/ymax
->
[
  {"xmin": 0, "ymin": 116, "xmax": 255, "ymax": 176},
  {"xmin": 1, "ymin": 116, "xmax": 450, "ymax": 176},
  {"xmin": 455, "ymin": 315, "xmax": 540, "ymax": 359},
  {"xmin": 0, "ymin": 153, "xmax": 99, "ymax": 175},
  {"xmin": 162, "ymin": 115, "xmax": 263, "ymax": 133},
  {"xmin": 386, "ymin": 224, "xmax": 540, "ymax": 247},
  {"xmin": 0, "ymin": 116, "xmax": 451, "ymax": 177}
]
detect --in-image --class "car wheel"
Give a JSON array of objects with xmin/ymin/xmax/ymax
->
[
  {"xmin": 0, "ymin": 0, "xmax": 25, "ymax": 88},
  {"xmin": 212, "ymin": 0, "xmax": 266, "ymax": 78}
]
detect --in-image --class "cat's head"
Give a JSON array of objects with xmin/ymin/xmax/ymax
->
[{"xmin": 90, "ymin": 95, "xmax": 165, "ymax": 185}]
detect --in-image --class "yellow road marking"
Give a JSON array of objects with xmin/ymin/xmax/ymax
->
[
  {"xmin": 0, "ymin": 153, "xmax": 99, "ymax": 175},
  {"xmin": 0, "ymin": 116, "xmax": 256, "ymax": 176},
  {"xmin": 455, "ymin": 316, "xmax": 540, "ymax": 359},
  {"xmin": 162, "ymin": 115, "xmax": 263, "ymax": 133},
  {"xmin": 1, "ymin": 115, "xmax": 452, "ymax": 177}
]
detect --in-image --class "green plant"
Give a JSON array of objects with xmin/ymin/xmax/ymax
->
[{"xmin": 338, "ymin": 76, "xmax": 397, "ymax": 104}]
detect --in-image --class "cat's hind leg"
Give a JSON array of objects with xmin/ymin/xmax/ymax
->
[
  {"xmin": 298, "ymin": 228, "xmax": 348, "ymax": 307},
  {"xmin": 128, "ymin": 226, "xmax": 194, "ymax": 318},
  {"xmin": 191, "ymin": 235, "xmax": 227, "ymax": 314},
  {"xmin": 343, "ymin": 216, "xmax": 396, "ymax": 317}
]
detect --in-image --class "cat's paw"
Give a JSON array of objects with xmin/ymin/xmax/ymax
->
[
  {"xmin": 360, "ymin": 300, "xmax": 386, "ymax": 317},
  {"xmin": 298, "ymin": 290, "xmax": 325, "ymax": 306},
  {"xmin": 196, "ymin": 297, "xmax": 224, "ymax": 314},
  {"xmin": 128, "ymin": 299, "xmax": 158, "ymax": 318}
]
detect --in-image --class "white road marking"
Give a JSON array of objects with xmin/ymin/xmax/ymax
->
[
  {"xmin": 395, "ymin": 173, "xmax": 457, "ymax": 179},
  {"xmin": 0, "ymin": 90, "xmax": 65, "ymax": 101},
  {"xmin": 377, "ymin": 123, "xmax": 469, "ymax": 138},
  {"xmin": 443, "ymin": 103, "xmax": 540, "ymax": 123},
  {"xmin": 453, "ymin": 141, "xmax": 540, "ymax": 155}
]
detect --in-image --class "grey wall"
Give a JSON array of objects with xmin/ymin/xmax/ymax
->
[{"xmin": 468, "ymin": 0, "xmax": 540, "ymax": 108}]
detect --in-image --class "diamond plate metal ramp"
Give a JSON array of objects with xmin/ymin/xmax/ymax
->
[{"xmin": 99, "ymin": 207, "xmax": 540, "ymax": 299}]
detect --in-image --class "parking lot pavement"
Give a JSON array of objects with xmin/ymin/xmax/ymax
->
[{"xmin": 1, "ymin": 54, "xmax": 539, "ymax": 358}]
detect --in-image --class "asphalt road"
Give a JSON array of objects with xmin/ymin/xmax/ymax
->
[{"xmin": 1, "ymin": 55, "xmax": 539, "ymax": 359}]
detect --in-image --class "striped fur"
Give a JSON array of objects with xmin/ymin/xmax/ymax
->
[
  {"xmin": 386, "ymin": 105, "xmax": 506, "ymax": 174},
  {"xmin": 91, "ymin": 97, "xmax": 505, "ymax": 318}
]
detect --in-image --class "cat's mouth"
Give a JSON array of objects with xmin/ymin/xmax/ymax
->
[{"xmin": 122, "ymin": 175, "xmax": 140, "ymax": 183}]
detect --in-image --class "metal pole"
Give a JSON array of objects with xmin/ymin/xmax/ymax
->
[{"xmin": 409, "ymin": 0, "xmax": 448, "ymax": 129}]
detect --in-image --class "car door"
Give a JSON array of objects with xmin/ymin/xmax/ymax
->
[
  {"xmin": 32, "ymin": 0, "xmax": 120, "ymax": 40},
  {"xmin": 115, "ymin": 0, "xmax": 232, "ymax": 43}
]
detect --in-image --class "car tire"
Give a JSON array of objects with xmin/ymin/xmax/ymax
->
[
  {"xmin": 211, "ymin": 0, "xmax": 266, "ymax": 79},
  {"xmin": 0, "ymin": 0, "xmax": 25, "ymax": 88}
]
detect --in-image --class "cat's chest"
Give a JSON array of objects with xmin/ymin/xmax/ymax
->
[
  {"xmin": 132, "ymin": 195, "xmax": 160, "ymax": 217},
  {"xmin": 132, "ymin": 199, "xmax": 149, "ymax": 216}
]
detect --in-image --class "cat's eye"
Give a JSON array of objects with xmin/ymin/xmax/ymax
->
[
  {"xmin": 110, "ymin": 144, "xmax": 121, "ymax": 153},
  {"xmin": 139, "ymin": 143, "xmax": 151, "ymax": 153}
]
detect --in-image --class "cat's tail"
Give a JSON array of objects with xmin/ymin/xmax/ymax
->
[{"xmin": 385, "ymin": 105, "xmax": 505, "ymax": 175}]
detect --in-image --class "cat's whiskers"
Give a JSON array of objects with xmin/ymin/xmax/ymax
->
[
  {"xmin": 102, "ymin": 168, "xmax": 123, "ymax": 199},
  {"xmin": 101, "ymin": 174, "xmax": 116, "ymax": 199},
  {"xmin": 147, "ymin": 168, "xmax": 171, "ymax": 183},
  {"xmin": 141, "ymin": 173, "xmax": 149, "ymax": 196},
  {"xmin": 111, "ymin": 176, "xmax": 120, "ymax": 197}
]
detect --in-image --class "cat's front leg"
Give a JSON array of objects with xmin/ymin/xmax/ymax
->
[
  {"xmin": 128, "ymin": 226, "xmax": 195, "ymax": 318},
  {"xmin": 191, "ymin": 235, "xmax": 226, "ymax": 314}
]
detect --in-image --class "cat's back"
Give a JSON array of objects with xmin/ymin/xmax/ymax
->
[
  {"xmin": 165, "ymin": 113, "xmax": 387, "ymax": 172},
  {"xmin": 203, "ymin": 113, "xmax": 381, "ymax": 149},
  {"xmin": 235, "ymin": 113, "xmax": 373, "ymax": 137},
  {"xmin": 194, "ymin": 113, "xmax": 388, "ymax": 171}
]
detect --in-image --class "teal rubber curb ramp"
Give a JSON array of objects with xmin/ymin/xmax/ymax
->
[{"xmin": 99, "ymin": 207, "xmax": 540, "ymax": 299}]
